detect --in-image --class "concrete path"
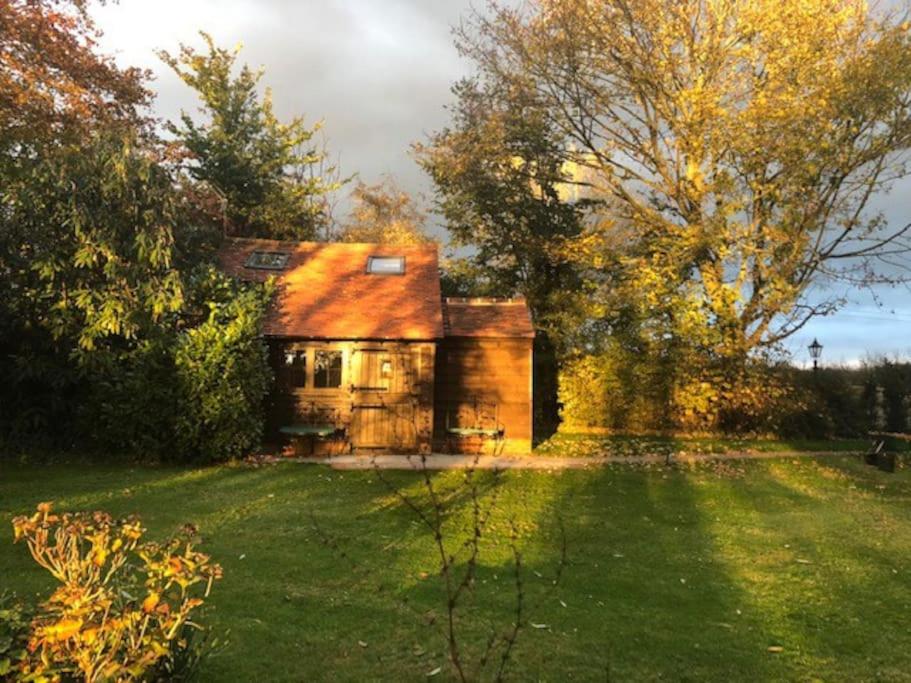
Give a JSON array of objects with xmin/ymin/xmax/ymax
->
[{"xmin": 298, "ymin": 450, "xmax": 860, "ymax": 471}]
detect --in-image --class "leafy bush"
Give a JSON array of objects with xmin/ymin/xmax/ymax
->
[
  {"xmin": 50, "ymin": 269, "xmax": 274, "ymax": 463},
  {"xmin": 149, "ymin": 622, "xmax": 227, "ymax": 682},
  {"xmin": 78, "ymin": 338, "xmax": 180, "ymax": 457},
  {"xmin": 559, "ymin": 346, "xmax": 797, "ymax": 436},
  {"xmin": 559, "ymin": 350, "xmax": 664, "ymax": 432},
  {"xmin": 174, "ymin": 273, "xmax": 274, "ymax": 462},
  {"xmin": 560, "ymin": 350, "xmax": 911, "ymax": 439},
  {"xmin": 0, "ymin": 593, "xmax": 31, "ymax": 678},
  {"xmin": 9, "ymin": 503, "xmax": 222, "ymax": 682}
]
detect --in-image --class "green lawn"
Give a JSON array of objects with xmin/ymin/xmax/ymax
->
[
  {"xmin": 2, "ymin": 455, "xmax": 910, "ymax": 681},
  {"xmin": 533, "ymin": 431, "xmax": 876, "ymax": 458}
]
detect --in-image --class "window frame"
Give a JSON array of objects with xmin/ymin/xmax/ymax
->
[
  {"xmin": 313, "ymin": 349, "xmax": 344, "ymax": 390},
  {"xmin": 282, "ymin": 348, "xmax": 308, "ymax": 389},
  {"xmin": 366, "ymin": 255, "xmax": 406, "ymax": 275}
]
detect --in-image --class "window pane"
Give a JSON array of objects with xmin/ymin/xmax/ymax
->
[
  {"xmin": 367, "ymin": 256, "xmax": 405, "ymax": 274},
  {"xmin": 315, "ymin": 351, "xmax": 343, "ymax": 388},
  {"xmin": 246, "ymin": 251, "xmax": 290, "ymax": 270},
  {"xmin": 283, "ymin": 349, "xmax": 307, "ymax": 388}
]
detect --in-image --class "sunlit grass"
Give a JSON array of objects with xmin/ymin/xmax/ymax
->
[
  {"xmin": 1, "ymin": 456, "xmax": 910, "ymax": 681},
  {"xmin": 534, "ymin": 431, "xmax": 876, "ymax": 458}
]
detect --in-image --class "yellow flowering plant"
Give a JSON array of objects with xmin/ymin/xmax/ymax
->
[{"xmin": 10, "ymin": 503, "xmax": 222, "ymax": 682}]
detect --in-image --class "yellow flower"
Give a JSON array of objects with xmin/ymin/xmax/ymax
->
[
  {"xmin": 142, "ymin": 592, "xmax": 160, "ymax": 614},
  {"xmin": 44, "ymin": 618, "xmax": 83, "ymax": 642}
]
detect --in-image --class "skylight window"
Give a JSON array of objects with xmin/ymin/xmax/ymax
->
[
  {"xmin": 245, "ymin": 251, "xmax": 290, "ymax": 270},
  {"xmin": 367, "ymin": 256, "xmax": 405, "ymax": 275}
]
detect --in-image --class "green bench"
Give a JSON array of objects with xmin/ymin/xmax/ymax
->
[
  {"xmin": 279, "ymin": 425, "xmax": 338, "ymax": 438},
  {"xmin": 447, "ymin": 427, "xmax": 505, "ymax": 438},
  {"xmin": 445, "ymin": 403, "xmax": 505, "ymax": 455}
]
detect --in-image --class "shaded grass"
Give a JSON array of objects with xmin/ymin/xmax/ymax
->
[
  {"xmin": 533, "ymin": 431, "xmax": 877, "ymax": 458},
  {"xmin": 1, "ymin": 456, "xmax": 910, "ymax": 681}
]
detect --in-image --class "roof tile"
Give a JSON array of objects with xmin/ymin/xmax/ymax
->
[
  {"xmin": 443, "ymin": 298, "xmax": 535, "ymax": 339},
  {"xmin": 219, "ymin": 238, "xmax": 444, "ymax": 340}
]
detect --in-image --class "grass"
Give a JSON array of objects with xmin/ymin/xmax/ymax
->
[
  {"xmin": 533, "ymin": 431, "xmax": 875, "ymax": 458},
  {"xmin": 2, "ymin": 454, "xmax": 911, "ymax": 681}
]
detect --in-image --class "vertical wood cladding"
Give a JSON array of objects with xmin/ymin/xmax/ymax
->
[
  {"xmin": 433, "ymin": 337, "xmax": 533, "ymax": 454},
  {"xmin": 265, "ymin": 336, "xmax": 532, "ymax": 454},
  {"xmin": 266, "ymin": 340, "xmax": 435, "ymax": 454}
]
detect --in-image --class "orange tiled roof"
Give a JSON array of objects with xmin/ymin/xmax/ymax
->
[
  {"xmin": 443, "ymin": 298, "xmax": 535, "ymax": 339},
  {"xmin": 219, "ymin": 238, "xmax": 444, "ymax": 340}
]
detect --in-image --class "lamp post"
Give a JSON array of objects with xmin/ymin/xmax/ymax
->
[{"xmin": 808, "ymin": 338, "xmax": 823, "ymax": 371}]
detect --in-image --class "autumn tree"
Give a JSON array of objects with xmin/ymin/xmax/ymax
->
[
  {"xmin": 336, "ymin": 176, "xmax": 433, "ymax": 245},
  {"xmin": 160, "ymin": 33, "xmax": 340, "ymax": 241},
  {"xmin": 0, "ymin": 0, "xmax": 151, "ymax": 150},
  {"xmin": 454, "ymin": 0, "xmax": 911, "ymax": 364},
  {"xmin": 418, "ymin": 78, "xmax": 596, "ymax": 434}
]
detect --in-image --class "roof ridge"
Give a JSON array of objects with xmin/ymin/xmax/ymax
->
[{"xmin": 444, "ymin": 296, "xmax": 527, "ymax": 305}]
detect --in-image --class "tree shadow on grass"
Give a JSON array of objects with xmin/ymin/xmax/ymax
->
[
  {"xmin": 322, "ymin": 464, "xmax": 781, "ymax": 681},
  {"xmin": 706, "ymin": 456, "xmax": 911, "ymax": 681},
  {"xmin": 510, "ymin": 463, "xmax": 784, "ymax": 682}
]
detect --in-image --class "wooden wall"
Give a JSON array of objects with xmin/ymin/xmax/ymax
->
[
  {"xmin": 432, "ymin": 337, "xmax": 533, "ymax": 454},
  {"xmin": 266, "ymin": 340, "xmax": 435, "ymax": 455}
]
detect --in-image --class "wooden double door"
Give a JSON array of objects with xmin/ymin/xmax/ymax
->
[{"xmin": 349, "ymin": 348, "xmax": 417, "ymax": 451}]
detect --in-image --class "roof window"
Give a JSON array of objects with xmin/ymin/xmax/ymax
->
[
  {"xmin": 367, "ymin": 256, "xmax": 405, "ymax": 275},
  {"xmin": 245, "ymin": 251, "xmax": 290, "ymax": 270}
]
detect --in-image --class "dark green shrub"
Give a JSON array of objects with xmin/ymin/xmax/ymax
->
[
  {"xmin": 77, "ymin": 338, "xmax": 180, "ymax": 457},
  {"xmin": 150, "ymin": 622, "xmax": 228, "ymax": 682},
  {"xmin": 876, "ymin": 360, "xmax": 911, "ymax": 433}
]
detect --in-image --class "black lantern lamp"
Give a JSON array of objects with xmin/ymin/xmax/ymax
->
[{"xmin": 808, "ymin": 338, "xmax": 823, "ymax": 371}]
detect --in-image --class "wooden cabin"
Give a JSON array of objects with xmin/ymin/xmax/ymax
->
[{"xmin": 219, "ymin": 238, "xmax": 534, "ymax": 455}]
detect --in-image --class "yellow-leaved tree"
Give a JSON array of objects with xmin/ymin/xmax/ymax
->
[
  {"xmin": 336, "ymin": 176, "xmax": 435, "ymax": 245},
  {"xmin": 453, "ymin": 0, "xmax": 911, "ymax": 429},
  {"xmin": 460, "ymin": 0, "xmax": 911, "ymax": 358}
]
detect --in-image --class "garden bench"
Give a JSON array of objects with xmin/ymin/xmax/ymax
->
[
  {"xmin": 445, "ymin": 399, "xmax": 506, "ymax": 456},
  {"xmin": 281, "ymin": 406, "xmax": 348, "ymax": 457},
  {"xmin": 866, "ymin": 432, "xmax": 910, "ymax": 473}
]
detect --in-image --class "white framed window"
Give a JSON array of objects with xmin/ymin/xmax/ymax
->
[{"xmin": 366, "ymin": 256, "xmax": 405, "ymax": 275}]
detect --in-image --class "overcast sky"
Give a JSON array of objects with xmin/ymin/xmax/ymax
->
[{"xmin": 93, "ymin": 0, "xmax": 911, "ymax": 365}]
